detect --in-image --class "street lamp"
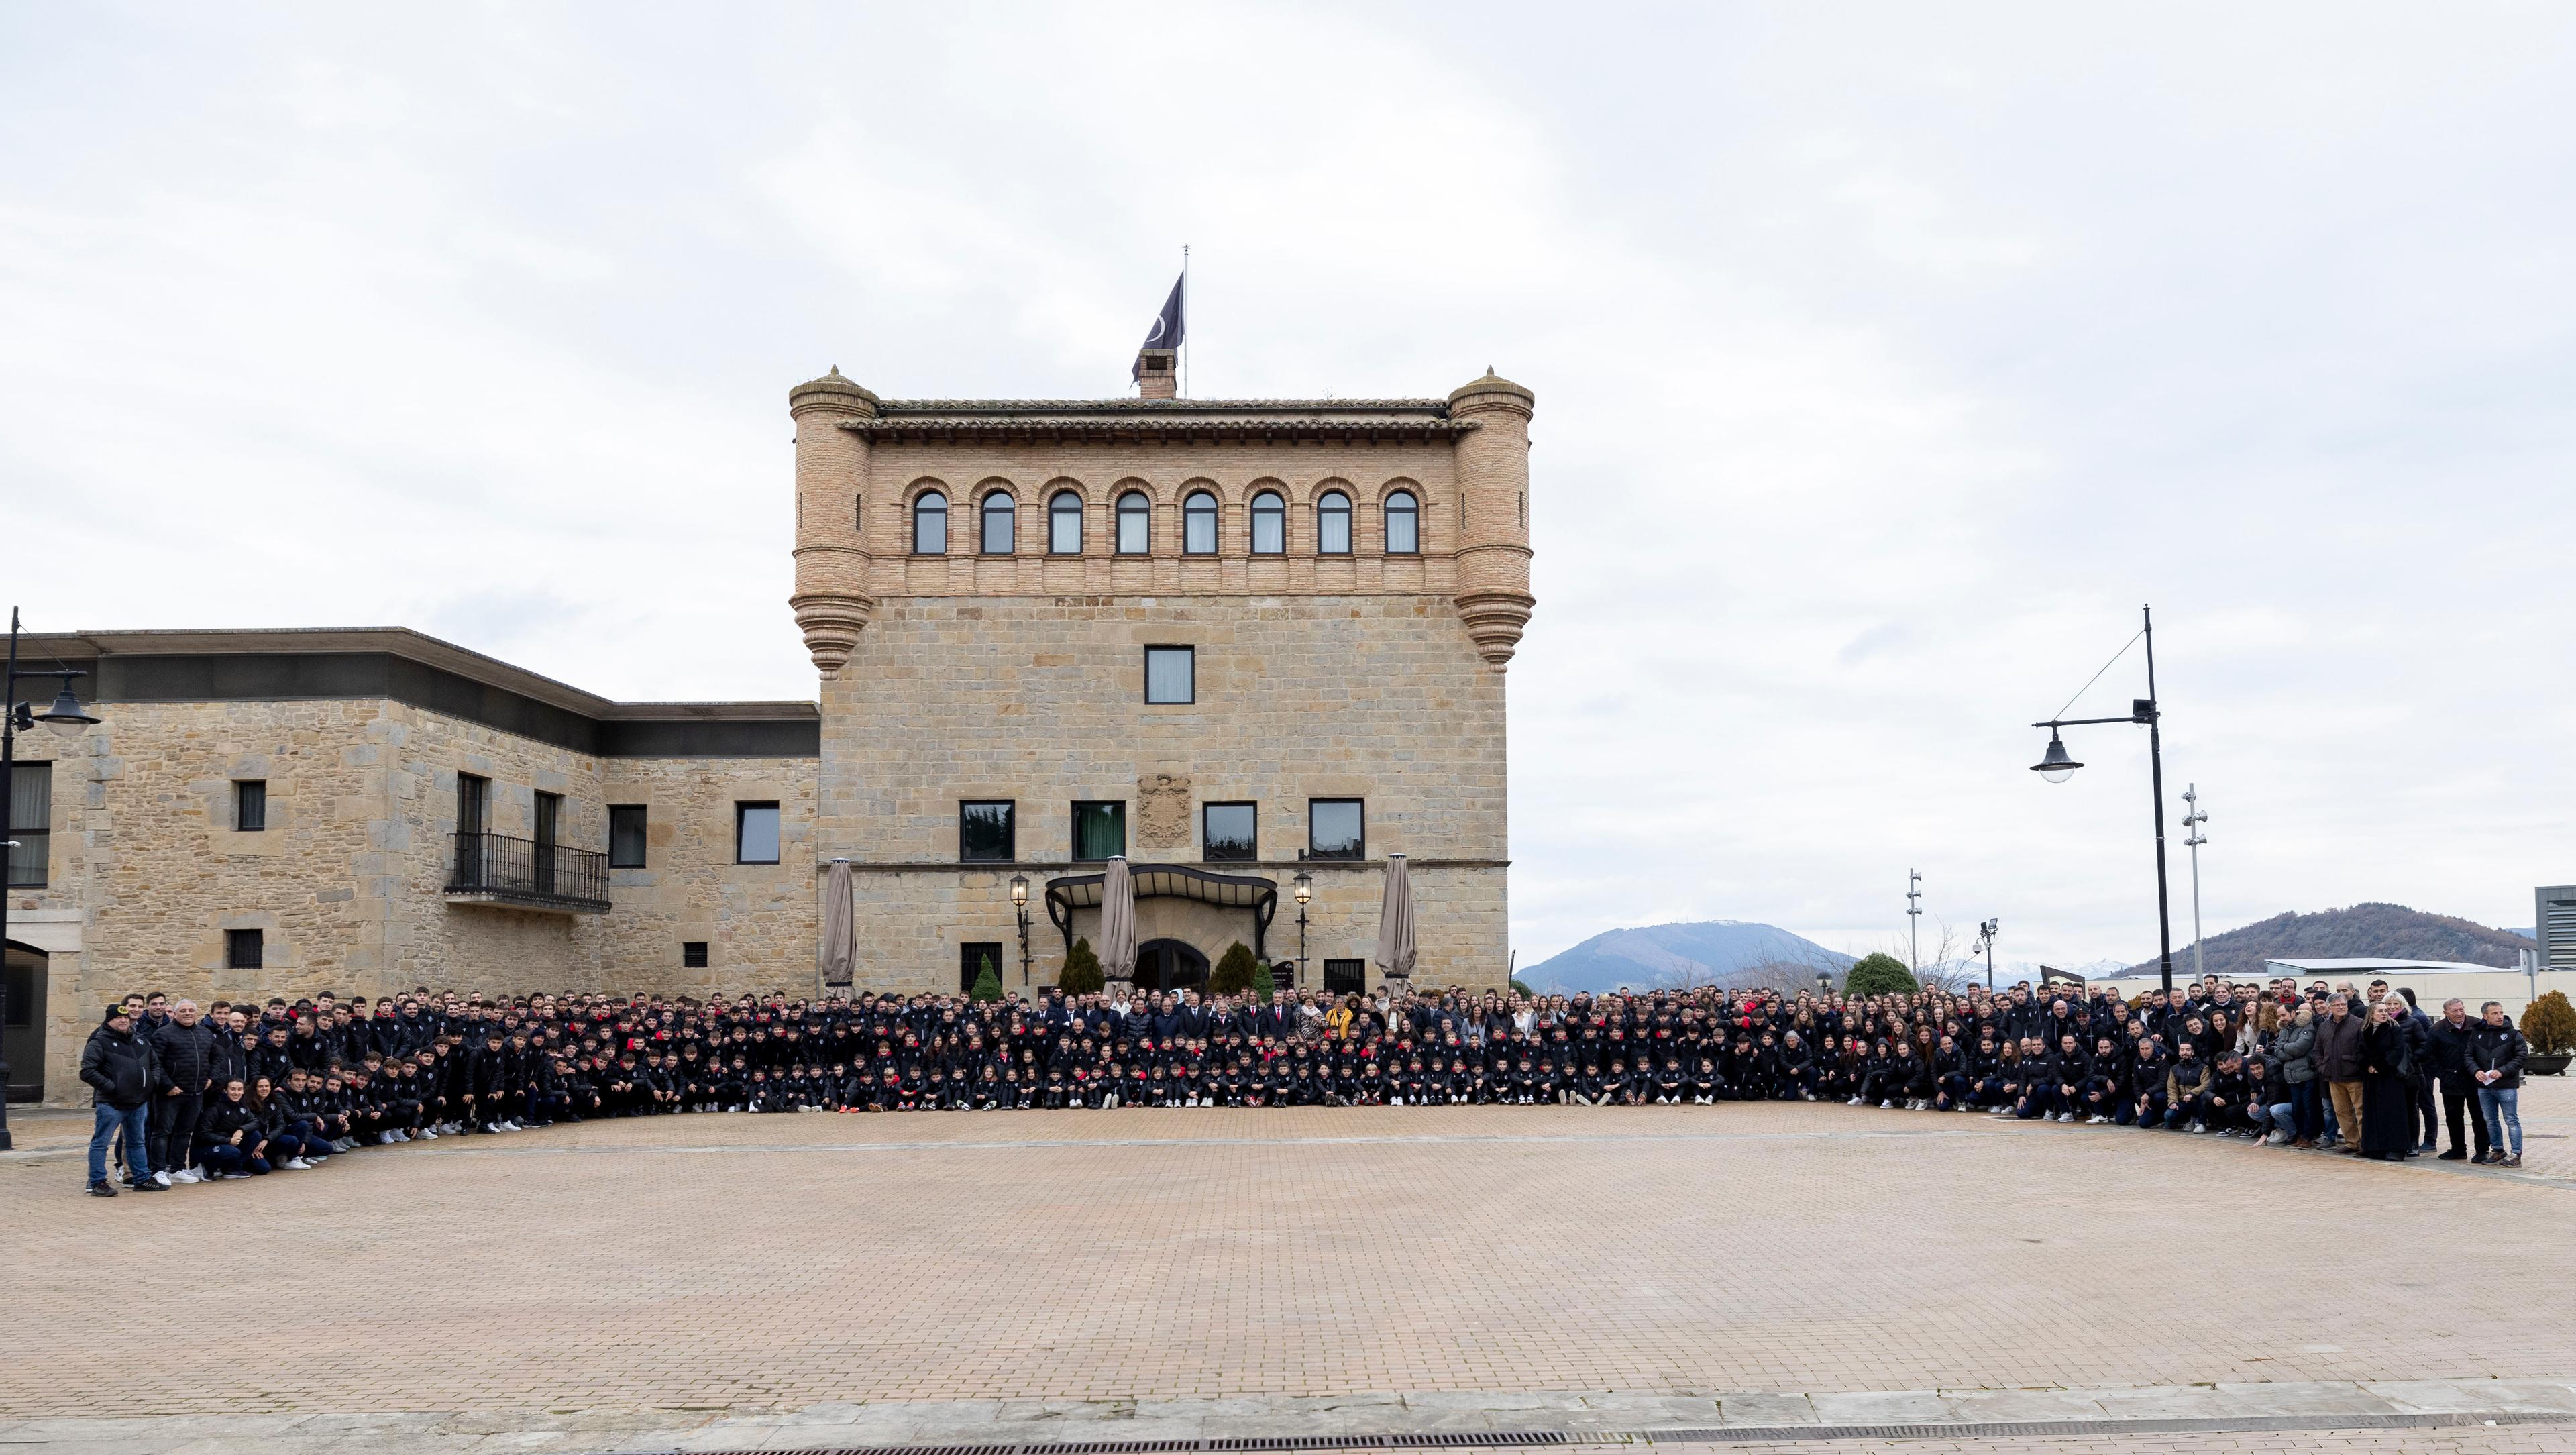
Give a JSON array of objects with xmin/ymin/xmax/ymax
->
[
  {"xmin": 2181, "ymin": 785, "xmax": 2209, "ymax": 986},
  {"xmin": 1293, "ymin": 869, "xmax": 1313, "ymax": 989},
  {"xmin": 1972, "ymin": 918, "xmax": 1998, "ymax": 993},
  {"xmin": 2027, "ymin": 603, "xmax": 2177, "ymax": 995},
  {"xmin": 1009, "ymin": 873, "xmax": 1032, "ymax": 987},
  {"xmin": 1, "ymin": 608, "xmax": 101, "ymax": 1151},
  {"xmin": 1815, "ymin": 969, "xmax": 1832, "ymax": 997}
]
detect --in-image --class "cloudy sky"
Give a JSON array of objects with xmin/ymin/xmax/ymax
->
[{"xmin": 4, "ymin": 4, "xmax": 2569, "ymax": 973}]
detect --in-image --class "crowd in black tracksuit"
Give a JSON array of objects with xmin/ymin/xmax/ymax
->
[{"xmin": 87, "ymin": 973, "xmax": 2540, "ymax": 1193}]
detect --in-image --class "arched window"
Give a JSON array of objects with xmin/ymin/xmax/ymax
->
[
  {"xmin": 912, "ymin": 492, "xmax": 949, "ymax": 554},
  {"xmin": 1049, "ymin": 490, "xmax": 1083, "ymax": 554},
  {"xmin": 1385, "ymin": 490, "xmax": 1419, "ymax": 554},
  {"xmin": 980, "ymin": 492, "xmax": 1016, "ymax": 554},
  {"xmin": 1183, "ymin": 490, "xmax": 1218, "ymax": 554},
  {"xmin": 1250, "ymin": 490, "xmax": 1285, "ymax": 554},
  {"xmin": 1317, "ymin": 490, "xmax": 1352, "ymax": 554},
  {"xmin": 1116, "ymin": 491, "xmax": 1151, "ymax": 554}
]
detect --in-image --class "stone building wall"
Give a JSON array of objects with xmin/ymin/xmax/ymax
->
[
  {"xmin": 820, "ymin": 593, "xmax": 1509, "ymax": 993},
  {"xmin": 597, "ymin": 755, "xmax": 820, "ymax": 998}
]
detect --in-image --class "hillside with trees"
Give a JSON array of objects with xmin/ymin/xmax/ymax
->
[{"xmin": 2139, "ymin": 903, "xmax": 2535, "ymax": 980}]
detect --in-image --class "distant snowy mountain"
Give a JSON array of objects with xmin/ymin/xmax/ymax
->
[{"xmin": 1523, "ymin": 920, "xmax": 1853, "ymax": 994}]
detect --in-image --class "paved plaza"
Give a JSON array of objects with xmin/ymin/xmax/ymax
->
[{"xmin": 6, "ymin": 1084, "xmax": 2575, "ymax": 1454}]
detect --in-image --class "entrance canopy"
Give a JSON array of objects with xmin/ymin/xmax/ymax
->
[{"xmin": 1045, "ymin": 863, "xmax": 1279, "ymax": 965}]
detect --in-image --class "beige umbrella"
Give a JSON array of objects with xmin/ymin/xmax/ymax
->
[
  {"xmin": 817, "ymin": 857, "xmax": 855, "ymax": 995},
  {"xmin": 1374, "ymin": 852, "xmax": 1417, "ymax": 983},
  {"xmin": 1099, "ymin": 855, "xmax": 1137, "ymax": 983}
]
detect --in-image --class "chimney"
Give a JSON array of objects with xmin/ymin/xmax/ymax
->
[{"xmin": 1135, "ymin": 347, "xmax": 1178, "ymax": 400}]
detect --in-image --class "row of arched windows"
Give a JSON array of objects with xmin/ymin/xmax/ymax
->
[{"xmin": 911, "ymin": 488, "xmax": 1421, "ymax": 557}]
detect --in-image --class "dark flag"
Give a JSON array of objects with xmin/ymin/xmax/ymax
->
[{"xmin": 1132, "ymin": 272, "xmax": 1185, "ymax": 380}]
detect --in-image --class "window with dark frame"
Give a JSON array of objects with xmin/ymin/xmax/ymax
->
[
  {"xmin": 913, "ymin": 491, "xmax": 949, "ymax": 553},
  {"xmin": 1202, "ymin": 802, "xmax": 1256, "ymax": 862},
  {"xmin": 608, "ymin": 804, "xmax": 648, "ymax": 867},
  {"xmin": 959, "ymin": 800, "xmax": 1016, "ymax": 862},
  {"xmin": 1116, "ymin": 490, "xmax": 1151, "ymax": 553},
  {"xmin": 1250, "ymin": 490, "xmax": 1285, "ymax": 553},
  {"xmin": 225, "ymin": 928, "xmax": 264, "ymax": 971},
  {"xmin": 234, "ymin": 779, "xmax": 266, "ymax": 833},
  {"xmin": 5, "ymin": 761, "xmax": 49, "ymax": 888},
  {"xmin": 1386, "ymin": 490, "xmax": 1420, "ymax": 553},
  {"xmin": 1183, "ymin": 490, "xmax": 1219, "ymax": 554},
  {"xmin": 1144, "ymin": 645, "xmax": 1195, "ymax": 704},
  {"xmin": 1049, "ymin": 490, "xmax": 1083, "ymax": 553},
  {"xmin": 682, "ymin": 940, "xmax": 709, "ymax": 969},
  {"xmin": 1318, "ymin": 490, "xmax": 1352, "ymax": 553},
  {"xmin": 960, "ymin": 942, "xmax": 1005, "ymax": 994},
  {"xmin": 981, "ymin": 492, "xmax": 1016, "ymax": 553},
  {"xmin": 1307, "ymin": 798, "xmax": 1365, "ymax": 860},
  {"xmin": 1071, "ymin": 800, "xmax": 1126, "ymax": 861},
  {"xmin": 736, "ymin": 802, "xmax": 781, "ymax": 864},
  {"xmin": 455, "ymin": 773, "xmax": 489, "ymax": 837},
  {"xmin": 1324, "ymin": 959, "xmax": 1366, "ymax": 995}
]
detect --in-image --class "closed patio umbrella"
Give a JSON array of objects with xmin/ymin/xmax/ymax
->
[
  {"xmin": 817, "ymin": 857, "xmax": 855, "ymax": 995},
  {"xmin": 1099, "ymin": 855, "xmax": 1137, "ymax": 985},
  {"xmin": 1374, "ymin": 852, "xmax": 1417, "ymax": 985}
]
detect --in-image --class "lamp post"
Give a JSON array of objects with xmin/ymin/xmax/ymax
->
[
  {"xmin": 2180, "ymin": 785, "xmax": 2208, "ymax": 987},
  {"xmin": 1905, "ymin": 869, "xmax": 1922, "ymax": 973},
  {"xmin": 0, "ymin": 608, "xmax": 102, "ymax": 1151},
  {"xmin": 1009, "ymin": 873, "xmax": 1032, "ymax": 987},
  {"xmin": 1815, "ymin": 969, "xmax": 1833, "ymax": 1000},
  {"xmin": 1293, "ymin": 869, "xmax": 1313, "ymax": 989},
  {"xmin": 2028, "ymin": 603, "xmax": 2176, "ymax": 996},
  {"xmin": 1972, "ymin": 918, "xmax": 1998, "ymax": 993}
]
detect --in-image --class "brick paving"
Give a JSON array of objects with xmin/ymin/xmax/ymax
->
[
  {"xmin": 1638, "ymin": 1432, "xmax": 2576, "ymax": 1454},
  {"xmin": 4, "ymin": 1084, "xmax": 2575, "ymax": 1430}
]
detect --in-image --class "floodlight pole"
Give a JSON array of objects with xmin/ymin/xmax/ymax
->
[
  {"xmin": 1906, "ymin": 869, "xmax": 1922, "ymax": 972},
  {"xmin": 2182, "ymin": 785, "xmax": 2209, "ymax": 986}
]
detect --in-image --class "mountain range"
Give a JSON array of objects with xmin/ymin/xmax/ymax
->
[
  {"xmin": 2137, "ymin": 902, "xmax": 2537, "ymax": 981},
  {"xmin": 1522, "ymin": 920, "xmax": 1853, "ymax": 994}
]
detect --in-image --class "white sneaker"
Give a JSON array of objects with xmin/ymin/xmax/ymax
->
[
  {"xmin": 378, "ymin": 1131, "xmax": 396, "ymax": 1145},
  {"xmin": 285, "ymin": 1157, "xmax": 312, "ymax": 1170},
  {"xmin": 2058, "ymin": 1112, "xmax": 2076, "ymax": 1123},
  {"xmin": 2188, "ymin": 1122, "xmax": 2206, "ymax": 1134},
  {"xmin": 418, "ymin": 1127, "xmax": 438, "ymax": 1139},
  {"xmin": 169, "ymin": 1167, "xmax": 200, "ymax": 1184},
  {"xmin": 2087, "ymin": 1114, "xmax": 2108, "ymax": 1125},
  {"xmin": 152, "ymin": 1170, "xmax": 172, "ymax": 1187},
  {"xmin": 1847, "ymin": 1096, "xmax": 1862, "ymax": 1106}
]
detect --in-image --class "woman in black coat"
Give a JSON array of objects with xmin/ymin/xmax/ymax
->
[{"xmin": 2360, "ymin": 1000, "xmax": 2417, "ymax": 1161}]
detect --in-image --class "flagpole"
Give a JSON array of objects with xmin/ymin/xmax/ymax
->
[{"xmin": 1180, "ymin": 244, "xmax": 1190, "ymax": 398}]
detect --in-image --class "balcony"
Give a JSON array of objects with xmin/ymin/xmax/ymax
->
[{"xmin": 445, "ymin": 831, "xmax": 610, "ymax": 914}]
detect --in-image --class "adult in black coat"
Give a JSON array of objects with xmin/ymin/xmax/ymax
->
[
  {"xmin": 2358, "ymin": 1004, "xmax": 2416, "ymax": 1160},
  {"xmin": 2424, "ymin": 998, "xmax": 2489, "ymax": 1161},
  {"xmin": 146, "ymin": 1000, "xmax": 215, "ymax": 1180},
  {"xmin": 80, "ymin": 1006, "xmax": 162, "ymax": 1194}
]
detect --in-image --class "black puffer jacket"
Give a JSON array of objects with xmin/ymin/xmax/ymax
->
[
  {"xmin": 2467, "ymin": 1020, "xmax": 2528, "ymax": 1091},
  {"xmin": 150, "ymin": 1018, "xmax": 215, "ymax": 1093},
  {"xmin": 81, "ymin": 1021, "xmax": 158, "ymax": 1108}
]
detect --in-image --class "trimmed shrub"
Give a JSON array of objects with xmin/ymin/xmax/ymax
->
[
  {"xmin": 1252, "ymin": 960, "xmax": 1277, "ymax": 1004},
  {"xmin": 1211, "ymin": 940, "xmax": 1258, "ymax": 996},
  {"xmin": 2522, "ymin": 990, "xmax": 2576, "ymax": 1055},
  {"xmin": 1059, "ymin": 936, "xmax": 1105, "ymax": 996},
  {"xmin": 969, "ymin": 955, "xmax": 1002, "ymax": 1003},
  {"xmin": 1842, "ymin": 952, "xmax": 1918, "ymax": 998}
]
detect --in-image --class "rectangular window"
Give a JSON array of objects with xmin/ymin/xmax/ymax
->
[
  {"xmin": 959, "ymin": 800, "xmax": 1016, "ymax": 862},
  {"xmin": 534, "ymin": 790, "xmax": 561, "ymax": 847},
  {"xmin": 1202, "ymin": 802, "xmax": 1257, "ymax": 862},
  {"xmin": 7, "ymin": 761, "xmax": 51, "ymax": 888},
  {"xmin": 226, "ymin": 928, "xmax": 264, "ymax": 971},
  {"xmin": 1144, "ymin": 645, "xmax": 1195, "ymax": 704},
  {"xmin": 1308, "ymin": 798, "xmax": 1365, "ymax": 861},
  {"xmin": 961, "ymin": 942, "xmax": 1005, "ymax": 994},
  {"xmin": 1071, "ymin": 800, "xmax": 1126, "ymax": 861},
  {"xmin": 736, "ymin": 802, "xmax": 781, "ymax": 864},
  {"xmin": 455, "ymin": 773, "xmax": 489, "ymax": 837},
  {"xmin": 682, "ymin": 940, "xmax": 709, "ymax": 969},
  {"xmin": 1324, "ymin": 959, "xmax": 1366, "ymax": 995},
  {"xmin": 608, "ymin": 805, "xmax": 648, "ymax": 867},
  {"xmin": 235, "ymin": 779, "xmax": 267, "ymax": 832}
]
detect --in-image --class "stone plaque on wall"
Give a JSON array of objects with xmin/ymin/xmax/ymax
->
[{"xmin": 1136, "ymin": 773, "xmax": 1193, "ymax": 851}]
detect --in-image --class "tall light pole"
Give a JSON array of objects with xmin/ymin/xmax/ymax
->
[
  {"xmin": 1010, "ymin": 873, "xmax": 1032, "ymax": 987},
  {"xmin": 2027, "ymin": 603, "xmax": 2177, "ymax": 997},
  {"xmin": 0, "ymin": 608, "xmax": 103, "ymax": 1151},
  {"xmin": 1972, "ymin": 918, "xmax": 1998, "ymax": 993},
  {"xmin": 1293, "ymin": 869, "xmax": 1313, "ymax": 989},
  {"xmin": 2180, "ymin": 785, "xmax": 2208, "ymax": 986},
  {"xmin": 1906, "ymin": 869, "xmax": 1923, "ymax": 972}
]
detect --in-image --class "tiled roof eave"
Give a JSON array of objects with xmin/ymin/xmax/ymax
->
[{"xmin": 840, "ymin": 418, "xmax": 1478, "ymax": 444}]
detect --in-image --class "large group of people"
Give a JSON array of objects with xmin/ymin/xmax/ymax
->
[{"xmin": 76, "ymin": 970, "xmax": 2534, "ymax": 1197}]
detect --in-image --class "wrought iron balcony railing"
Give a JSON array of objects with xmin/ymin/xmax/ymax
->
[{"xmin": 445, "ymin": 831, "xmax": 610, "ymax": 914}]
